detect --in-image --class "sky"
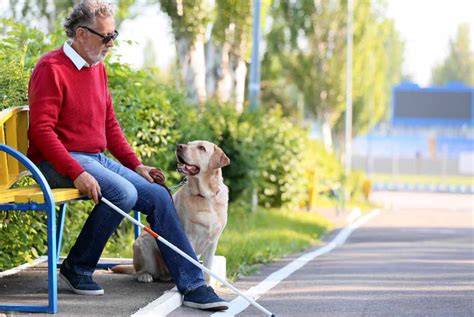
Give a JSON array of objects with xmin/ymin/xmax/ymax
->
[
  {"xmin": 117, "ymin": 0, "xmax": 474, "ymax": 88},
  {"xmin": 384, "ymin": 0, "xmax": 474, "ymax": 87}
]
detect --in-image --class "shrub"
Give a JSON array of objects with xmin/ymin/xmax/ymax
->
[{"xmin": 0, "ymin": 19, "xmax": 357, "ymax": 271}]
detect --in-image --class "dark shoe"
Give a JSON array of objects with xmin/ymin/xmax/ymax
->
[
  {"xmin": 59, "ymin": 261, "xmax": 104, "ymax": 296},
  {"xmin": 183, "ymin": 285, "xmax": 229, "ymax": 311}
]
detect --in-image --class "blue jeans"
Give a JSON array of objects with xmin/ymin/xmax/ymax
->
[{"xmin": 38, "ymin": 152, "xmax": 205, "ymax": 294}]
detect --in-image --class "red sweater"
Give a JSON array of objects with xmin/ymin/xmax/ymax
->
[{"xmin": 27, "ymin": 48, "xmax": 141, "ymax": 180}]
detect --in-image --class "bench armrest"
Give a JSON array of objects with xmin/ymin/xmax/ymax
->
[{"xmin": 0, "ymin": 144, "xmax": 55, "ymax": 207}]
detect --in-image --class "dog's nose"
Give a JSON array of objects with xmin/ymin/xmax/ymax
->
[{"xmin": 177, "ymin": 144, "xmax": 185, "ymax": 151}]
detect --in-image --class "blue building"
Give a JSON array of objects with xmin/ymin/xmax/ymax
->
[{"xmin": 353, "ymin": 81, "xmax": 474, "ymax": 189}]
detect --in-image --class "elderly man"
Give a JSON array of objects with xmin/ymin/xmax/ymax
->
[{"xmin": 27, "ymin": 0, "xmax": 228, "ymax": 311}]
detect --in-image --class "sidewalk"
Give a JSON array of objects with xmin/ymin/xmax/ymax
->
[{"xmin": 0, "ymin": 258, "xmax": 174, "ymax": 316}]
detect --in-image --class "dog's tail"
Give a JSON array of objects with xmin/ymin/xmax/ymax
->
[{"xmin": 110, "ymin": 264, "xmax": 135, "ymax": 274}]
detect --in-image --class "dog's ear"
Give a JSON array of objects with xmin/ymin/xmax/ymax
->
[{"xmin": 209, "ymin": 145, "xmax": 230, "ymax": 169}]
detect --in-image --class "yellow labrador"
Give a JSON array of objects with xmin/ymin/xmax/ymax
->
[{"xmin": 113, "ymin": 141, "xmax": 230, "ymax": 283}]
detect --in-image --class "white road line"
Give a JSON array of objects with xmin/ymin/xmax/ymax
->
[
  {"xmin": 130, "ymin": 209, "xmax": 380, "ymax": 317},
  {"xmin": 131, "ymin": 286, "xmax": 182, "ymax": 317},
  {"xmin": 211, "ymin": 209, "xmax": 381, "ymax": 317}
]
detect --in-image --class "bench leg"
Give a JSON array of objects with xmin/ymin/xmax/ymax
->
[
  {"xmin": 56, "ymin": 204, "xmax": 67, "ymax": 263},
  {"xmin": 47, "ymin": 203, "xmax": 58, "ymax": 313}
]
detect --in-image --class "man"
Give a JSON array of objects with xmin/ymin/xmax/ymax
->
[{"xmin": 27, "ymin": 0, "xmax": 228, "ymax": 311}]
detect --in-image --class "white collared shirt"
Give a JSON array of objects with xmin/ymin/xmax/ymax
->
[{"xmin": 63, "ymin": 41, "xmax": 98, "ymax": 70}]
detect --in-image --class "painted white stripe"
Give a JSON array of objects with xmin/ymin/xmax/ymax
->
[
  {"xmin": 0, "ymin": 256, "xmax": 47, "ymax": 278},
  {"xmin": 131, "ymin": 286, "xmax": 182, "ymax": 317},
  {"xmin": 345, "ymin": 207, "xmax": 361, "ymax": 223},
  {"xmin": 211, "ymin": 209, "xmax": 381, "ymax": 317}
]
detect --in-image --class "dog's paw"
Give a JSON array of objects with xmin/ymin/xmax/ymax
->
[{"xmin": 137, "ymin": 272, "xmax": 154, "ymax": 283}]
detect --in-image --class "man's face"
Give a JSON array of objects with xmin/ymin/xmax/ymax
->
[{"xmin": 77, "ymin": 16, "xmax": 116, "ymax": 64}]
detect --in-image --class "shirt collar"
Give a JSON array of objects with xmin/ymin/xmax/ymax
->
[{"xmin": 63, "ymin": 40, "xmax": 93, "ymax": 70}]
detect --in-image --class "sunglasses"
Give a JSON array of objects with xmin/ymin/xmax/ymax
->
[{"xmin": 79, "ymin": 25, "xmax": 119, "ymax": 44}]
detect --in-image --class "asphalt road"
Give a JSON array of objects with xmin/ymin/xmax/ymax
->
[
  {"xmin": 170, "ymin": 192, "xmax": 474, "ymax": 317},
  {"xmin": 1, "ymin": 192, "xmax": 473, "ymax": 316}
]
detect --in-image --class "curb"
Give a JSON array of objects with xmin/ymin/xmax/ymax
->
[{"xmin": 131, "ymin": 255, "xmax": 227, "ymax": 317}]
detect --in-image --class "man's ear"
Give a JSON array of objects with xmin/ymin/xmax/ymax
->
[
  {"xmin": 209, "ymin": 145, "xmax": 230, "ymax": 170},
  {"xmin": 75, "ymin": 28, "xmax": 87, "ymax": 43}
]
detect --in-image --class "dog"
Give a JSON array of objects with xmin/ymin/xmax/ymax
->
[{"xmin": 112, "ymin": 141, "xmax": 230, "ymax": 283}]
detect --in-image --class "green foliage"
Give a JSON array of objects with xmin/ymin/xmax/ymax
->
[
  {"xmin": 0, "ymin": 176, "xmax": 48, "ymax": 271},
  {"xmin": 106, "ymin": 60, "xmax": 181, "ymax": 171},
  {"xmin": 0, "ymin": 17, "xmax": 351, "ymax": 273},
  {"xmin": 159, "ymin": 0, "xmax": 211, "ymax": 41},
  {"xmin": 175, "ymin": 102, "xmax": 309, "ymax": 207},
  {"xmin": 431, "ymin": 23, "xmax": 474, "ymax": 85},
  {"xmin": 262, "ymin": 0, "xmax": 404, "ymax": 139},
  {"xmin": 213, "ymin": 0, "xmax": 252, "ymax": 46},
  {"xmin": 0, "ymin": 211, "xmax": 47, "ymax": 270},
  {"xmin": 0, "ymin": 18, "xmax": 66, "ymax": 110},
  {"xmin": 253, "ymin": 107, "xmax": 308, "ymax": 207},
  {"xmin": 186, "ymin": 103, "xmax": 258, "ymax": 201},
  {"xmin": 343, "ymin": 170, "xmax": 367, "ymax": 201},
  {"xmin": 218, "ymin": 203, "xmax": 331, "ymax": 280}
]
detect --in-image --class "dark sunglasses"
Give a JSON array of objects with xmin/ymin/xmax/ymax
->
[{"xmin": 78, "ymin": 25, "xmax": 118, "ymax": 44}]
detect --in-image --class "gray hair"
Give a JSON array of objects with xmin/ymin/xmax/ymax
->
[{"xmin": 64, "ymin": 0, "xmax": 117, "ymax": 38}]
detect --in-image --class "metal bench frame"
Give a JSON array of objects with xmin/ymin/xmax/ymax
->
[{"xmin": 0, "ymin": 107, "xmax": 141, "ymax": 313}]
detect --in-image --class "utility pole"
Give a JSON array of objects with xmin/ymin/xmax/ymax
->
[
  {"xmin": 248, "ymin": 0, "xmax": 262, "ymax": 212},
  {"xmin": 248, "ymin": 0, "xmax": 261, "ymax": 111},
  {"xmin": 344, "ymin": 0, "xmax": 353, "ymax": 176}
]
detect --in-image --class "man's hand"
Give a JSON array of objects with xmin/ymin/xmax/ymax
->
[
  {"xmin": 135, "ymin": 164, "xmax": 166, "ymax": 184},
  {"xmin": 73, "ymin": 171, "xmax": 101, "ymax": 204}
]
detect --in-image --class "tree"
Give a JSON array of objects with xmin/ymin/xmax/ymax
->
[
  {"xmin": 159, "ymin": 0, "xmax": 210, "ymax": 106},
  {"xmin": 261, "ymin": 0, "xmax": 404, "ymax": 151},
  {"xmin": 431, "ymin": 23, "xmax": 474, "ymax": 85},
  {"xmin": 206, "ymin": 0, "xmax": 253, "ymax": 112},
  {"xmin": 158, "ymin": 0, "xmax": 270, "ymax": 111},
  {"xmin": 6, "ymin": 0, "xmax": 137, "ymax": 32}
]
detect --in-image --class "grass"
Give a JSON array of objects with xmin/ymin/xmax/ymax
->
[
  {"xmin": 103, "ymin": 203, "xmax": 333, "ymax": 281},
  {"xmin": 217, "ymin": 205, "xmax": 332, "ymax": 280},
  {"xmin": 371, "ymin": 173, "xmax": 473, "ymax": 186}
]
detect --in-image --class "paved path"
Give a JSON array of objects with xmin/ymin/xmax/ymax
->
[
  {"xmin": 1, "ymin": 192, "xmax": 473, "ymax": 316},
  {"xmin": 169, "ymin": 192, "xmax": 474, "ymax": 317}
]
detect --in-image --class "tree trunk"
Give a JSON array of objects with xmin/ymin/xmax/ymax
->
[
  {"xmin": 215, "ymin": 40, "xmax": 232, "ymax": 103},
  {"xmin": 205, "ymin": 40, "xmax": 219, "ymax": 98},
  {"xmin": 321, "ymin": 116, "xmax": 333, "ymax": 152},
  {"xmin": 206, "ymin": 23, "xmax": 248, "ymax": 112},
  {"xmin": 176, "ymin": 34, "xmax": 207, "ymax": 106},
  {"xmin": 233, "ymin": 38, "xmax": 247, "ymax": 113}
]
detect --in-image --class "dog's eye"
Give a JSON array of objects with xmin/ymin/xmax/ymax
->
[{"xmin": 198, "ymin": 145, "xmax": 206, "ymax": 152}]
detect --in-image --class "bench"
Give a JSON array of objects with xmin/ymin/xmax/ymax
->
[{"xmin": 0, "ymin": 106, "xmax": 140, "ymax": 313}]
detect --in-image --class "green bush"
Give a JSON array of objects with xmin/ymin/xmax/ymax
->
[
  {"xmin": 253, "ymin": 107, "xmax": 308, "ymax": 207},
  {"xmin": 187, "ymin": 103, "xmax": 259, "ymax": 202},
  {"xmin": 0, "ymin": 19, "xmax": 353, "ymax": 271}
]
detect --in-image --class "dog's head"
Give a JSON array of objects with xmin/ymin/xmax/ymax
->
[{"xmin": 176, "ymin": 141, "xmax": 230, "ymax": 176}]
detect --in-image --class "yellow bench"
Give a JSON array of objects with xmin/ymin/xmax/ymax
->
[
  {"xmin": 0, "ymin": 106, "xmax": 141, "ymax": 313},
  {"xmin": 0, "ymin": 106, "xmax": 84, "ymax": 204},
  {"xmin": 0, "ymin": 106, "xmax": 87, "ymax": 313}
]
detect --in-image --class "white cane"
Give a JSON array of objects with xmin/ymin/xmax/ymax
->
[{"xmin": 101, "ymin": 197, "xmax": 276, "ymax": 317}]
